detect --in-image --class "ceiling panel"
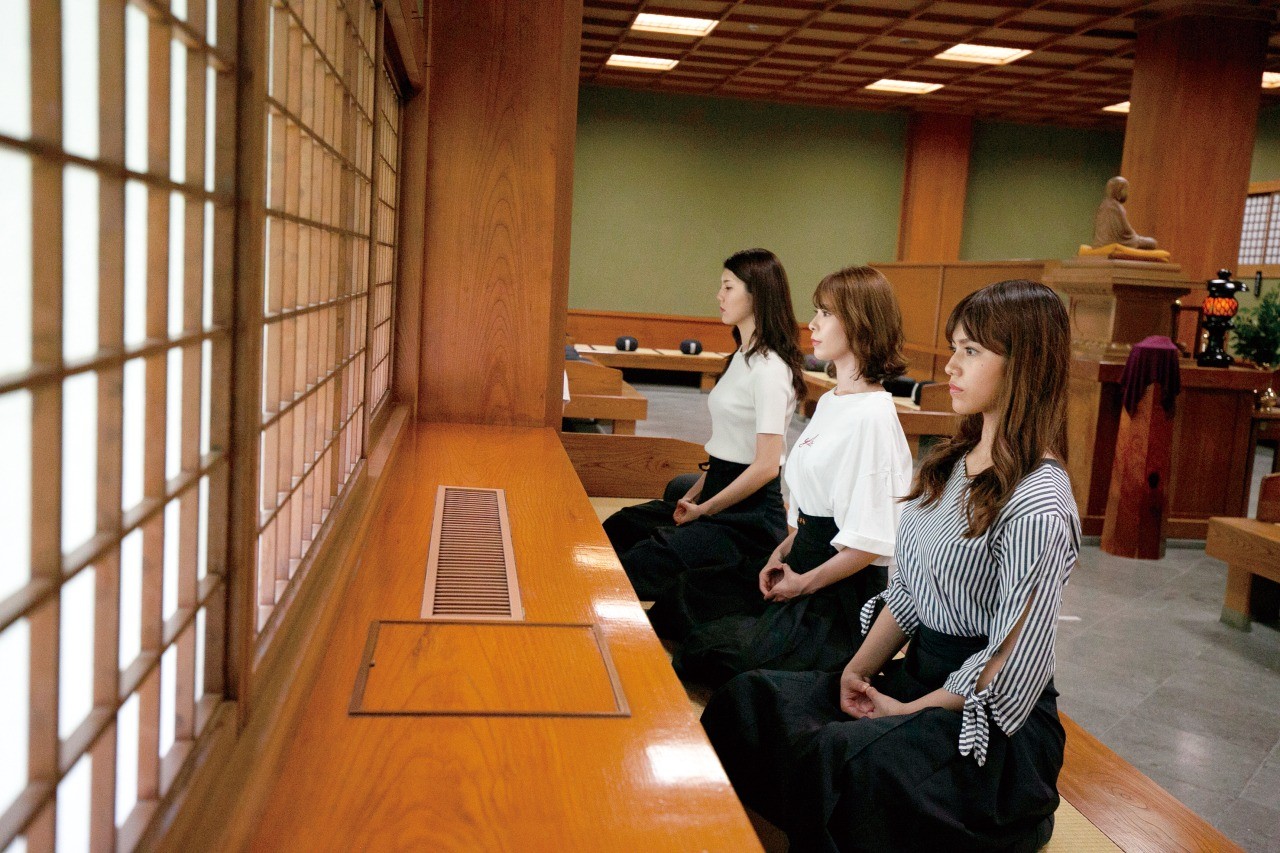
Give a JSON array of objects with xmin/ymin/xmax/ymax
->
[{"xmin": 581, "ymin": 0, "xmax": 1280, "ymax": 127}]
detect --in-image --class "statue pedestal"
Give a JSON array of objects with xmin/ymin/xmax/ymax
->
[{"xmin": 1045, "ymin": 259, "xmax": 1192, "ymax": 359}]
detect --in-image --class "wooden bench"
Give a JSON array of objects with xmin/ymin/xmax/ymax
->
[
  {"xmin": 563, "ymin": 358, "xmax": 649, "ymax": 434},
  {"xmin": 574, "ymin": 343, "xmax": 731, "ymax": 391},
  {"xmin": 560, "ymin": 432, "xmax": 706, "ymax": 498},
  {"xmin": 248, "ymin": 424, "xmax": 763, "ymax": 850},
  {"xmin": 562, "ymin": 439, "xmax": 1240, "ymax": 852},
  {"xmin": 1206, "ymin": 473, "xmax": 1280, "ymax": 630}
]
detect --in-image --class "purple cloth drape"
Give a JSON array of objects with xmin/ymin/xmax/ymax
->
[{"xmin": 1119, "ymin": 335, "xmax": 1181, "ymax": 416}]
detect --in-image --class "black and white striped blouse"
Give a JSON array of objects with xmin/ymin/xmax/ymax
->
[{"xmin": 860, "ymin": 456, "xmax": 1080, "ymax": 765}]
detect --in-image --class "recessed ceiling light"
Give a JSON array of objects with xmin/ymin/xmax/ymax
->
[
  {"xmin": 1102, "ymin": 101, "xmax": 1130, "ymax": 114},
  {"xmin": 606, "ymin": 54, "xmax": 679, "ymax": 72},
  {"xmin": 631, "ymin": 13, "xmax": 718, "ymax": 37},
  {"xmin": 865, "ymin": 79, "xmax": 944, "ymax": 95},
  {"xmin": 935, "ymin": 43, "xmax": 1032, "ymax": 65},
  {"xmin": 1263, "ymin": 72, "xmax": 1280, "ymax": 88}
]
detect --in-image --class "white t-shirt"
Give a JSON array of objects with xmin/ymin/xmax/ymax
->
[
  {"xmin": 704, "ymin": 348, "xmax": 796, "ymax": 465},
  {"xmin": 783, "ymin": 390, "xmax": 913, "ymax": 563}
]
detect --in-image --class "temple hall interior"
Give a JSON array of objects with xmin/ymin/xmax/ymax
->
[{"xmin": 4, "ymin": 0, "xmax": 1280, "ymax": 850}]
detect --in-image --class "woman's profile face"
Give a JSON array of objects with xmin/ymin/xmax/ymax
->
[
  {"xmin": 808, "ymin": 302, "xmax": 850, "ymax": 363},
  {"xmin": 718, "ymin": 269, "xmax": 754, "ymax": 327},
  {"xmin": 944, "ymin": 323, "xmax": 1006, "ymax": 416}
]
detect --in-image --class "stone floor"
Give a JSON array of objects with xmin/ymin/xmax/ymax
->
[{"xmin": 613, "ymin": 378, "xmax": 1280, "ymax": 853}]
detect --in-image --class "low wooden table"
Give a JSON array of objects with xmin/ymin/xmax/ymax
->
[
  {"xmin": 1206, "ymin": 515, "xmax": 1280, "ymax": 630},
  {"xmin": 564, "ymin": 359, "xmax": 649, "ymax": 434},
  {"xmin": 575, "ymin": 344, "xmax": 730, "ymax": 391}
]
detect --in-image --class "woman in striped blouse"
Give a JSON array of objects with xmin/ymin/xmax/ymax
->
[{"xmin": 702, "ymin": 279, "xmax": 1081, "ymax": 852}]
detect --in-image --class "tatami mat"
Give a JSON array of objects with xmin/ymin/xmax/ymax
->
[{"xmin": 589, "ymin": 496, "xmax": 1120, "ymax": 851}]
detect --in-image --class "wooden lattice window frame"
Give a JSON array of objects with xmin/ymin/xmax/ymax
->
[
  {"xmin": 1240, "ymin": 179, "xmax": 1280, "ymax": 279},
  {"xmin": 0, "ymin": 0, "xmax": 237, "ymax": 849}
]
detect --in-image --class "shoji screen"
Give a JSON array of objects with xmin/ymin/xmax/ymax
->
[
  {"xmin": 0, "ymin": 0, "xmax": 235, "ymax": 849},
  {"xmin": 254, "ymin": 0, "xmax": 378, "ymax": 638},
  {"xmin": 366, "ymin": 66, "xmax": 403, "ymax": 428}
]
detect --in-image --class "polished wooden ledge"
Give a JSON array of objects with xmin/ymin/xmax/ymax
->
[{"xmin": 249, "ymin": 423, "xmax": 761, "ymax": 851}]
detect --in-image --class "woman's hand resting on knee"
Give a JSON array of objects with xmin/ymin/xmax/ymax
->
[
  {"xmin": 759, "ymin": 562, "xmax": 812, "ymax": 602},
  {"xmin": 840, "ymin": 665, "xmax": 909, "ymax": 718}
]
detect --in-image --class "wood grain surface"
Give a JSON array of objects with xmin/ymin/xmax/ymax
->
[
  {"xmin": 897, "ymin": 113, "xmax": 972, "ymax": 264},
  {"xmin": 355, "ymin": 622, "xmax": 625, "ymax": 716},
  {"xmin": 1121, "ymin": 8, "xmax": 1270, "ymax": 286},
  {"xmin": 559, "ymin": 433, "xmax": 707, "ymax": 498},
  {"xmin": 249, "ymin": 423, "xmax": 762, "ymax": 851},
  {"xmin": 1069, "ymin": 357, "xmax": 1271, "ymax": 538},
  {"xmin": 419, "ymin": 0, "xmax": 578, "ymax": 427}
]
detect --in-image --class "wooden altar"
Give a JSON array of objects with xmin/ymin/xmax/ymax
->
[
  {"xmin": 1068, "ymin": 358, "xmax": 1270, "ymax": 539},
  {"xmin": 1047, "ymin": 260, "xmax": 1272, "ymax": 539}
]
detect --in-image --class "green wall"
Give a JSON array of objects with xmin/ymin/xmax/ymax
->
[
  {"xmin": 1251, "ymin": 104, "xmax": 1280, "ymax": 182},
  {"xmin": 959, "ymin": 121, "xmax": 1124, "ymax": 261},
  {"xmin": 569, "ymin": 86, "xmax": 907, "ymax": 317},
  {"xmin": 569, "ymin": 88, "xmax": 1152, "ymax": 312}
]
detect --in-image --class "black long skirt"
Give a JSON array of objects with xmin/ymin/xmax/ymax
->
[
  {"xmin": 602, "ymin": 456, "xmax": 786, "ymax": 603},
  {"xmin": 658, "ymin": 513, "xmax": 886, "ymax": 689},
  {"xmin": 701, "ymin": 626, "xmax": 1063, "ymax": 853}
]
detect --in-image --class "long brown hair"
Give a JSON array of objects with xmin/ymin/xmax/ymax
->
[
  {"xmin": 905, "ymin": 279, "xmax": 1070, "ymax": 537},
  {"xmin": 813, "ymin": 265, "xmax": 907, "ymax": 384},
  {"xmin": 724, "ymin": 248, "xmax": 806, "ymax": 401}
]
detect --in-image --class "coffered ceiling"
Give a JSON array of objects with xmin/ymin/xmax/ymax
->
[{"xmin": 580, "ymin": 1, "xmax": 1280, "ymax": 127}]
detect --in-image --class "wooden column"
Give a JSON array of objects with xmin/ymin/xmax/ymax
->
[
  {"xmin": 418, "ymin": 0, "xmax": 581, "ymax": 427},
  {"xmin": 1101, "ymin": 384, "xmax": 1174, "ymax": 559},
  {"xmin": 896, "ymin": 113, "xmax": 973, "ymax": 263},
  {"xmin": 1120, "ymin": 3, "xmax": 1272, "ymax": 285}
]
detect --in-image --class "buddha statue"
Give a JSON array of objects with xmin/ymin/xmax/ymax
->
[{"xmin": 1093, "ymin": 176, "xmax": 1158, "ymax": 250}]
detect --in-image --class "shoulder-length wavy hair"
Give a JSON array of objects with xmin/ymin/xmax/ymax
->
[
  {"xmin": 904, "ymin": 279, "xmax": 1070, "ymax": 537},
  {"xmin": 724, "ymin": 248, "xmax": 806, "ymax": 401},
  {"xmin": 813, "ymin": 265, "xmax": 907, "ymax": 384}
]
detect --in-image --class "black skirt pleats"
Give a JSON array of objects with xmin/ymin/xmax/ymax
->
[
  {"xmin": 701, "ymin": 626, "xmax": 1064, "ymax": 853},
  {"xmin": 662, "ymin": 512, "xmax": 887, "ymax": 689},
  {"xmin": 602, "ymin": 456, "xmax": 787, "ymax": 603}
]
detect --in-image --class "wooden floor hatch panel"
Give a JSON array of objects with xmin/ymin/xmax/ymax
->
[{"xmin": 349, "ymin": 621, "xmax": 630, "ymax": 717}]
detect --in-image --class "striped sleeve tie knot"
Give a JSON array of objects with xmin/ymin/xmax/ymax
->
[{"xmin": 959, "ymin": 691, "xmax": 993, "ymax": 767}]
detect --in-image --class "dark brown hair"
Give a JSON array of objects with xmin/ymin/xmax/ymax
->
[
  {"xmin": 724, "ymin": 248, "xmax": 806, "ymax": 401},
  {"xmin": 905, "ymin": 279, "xmax": 1070, "ymax": 537},
  {"xmin": 813, "ymin": 265, "xmax": 907, "ymax": 384}
]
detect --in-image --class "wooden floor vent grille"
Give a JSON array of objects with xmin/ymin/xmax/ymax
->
[{"xmin": 420, "ymin": 486, "xmax": 524, "ymax": 620}]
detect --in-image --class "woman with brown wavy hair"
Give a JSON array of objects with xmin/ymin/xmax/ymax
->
[
  {"xmin": 702, "ymin": 280, "xmax": 1081, "ymax": 852},
  {"xmin": 653, "ymin": 266, "xmax": 914, "ymax": 688},
  {"xmin": 604, "ymin": 248, "xmax": 806, "ymax": 606}
]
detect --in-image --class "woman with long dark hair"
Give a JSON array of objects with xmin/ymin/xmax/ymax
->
[
  {"xmin": 604, "ymin": 248, "xmax": 806, "ymax": 604},
  {"xmin": 702, "ymin": 279, "xmax": 1080, "ymax": 852},
  {"xmin": 653, "ymin": 266, "xmax": 913, "ymax": 688}
]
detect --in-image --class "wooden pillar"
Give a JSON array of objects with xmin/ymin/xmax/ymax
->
[
  {"xmin": 1119, "ymin": 3, "xmax": 1272, "ymax": 286},
  {"xmin": 896, "ymin": 113, "xmax": 973, "ymax": 262},
  {"xmin": 1101, "ymin": 384, "xmax": 1174, "ymax": 559},
  {"xmin": 418, "ymin": 0, "xmax": 582, "ymax": 426}
]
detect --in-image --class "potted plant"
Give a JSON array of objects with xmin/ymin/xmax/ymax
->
[{"xmin": 1232, "ymin": 286, "xmax": 1280, "ymax": 409}]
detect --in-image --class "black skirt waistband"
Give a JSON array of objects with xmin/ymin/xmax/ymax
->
[
  {"xmin": 907, "ymin": 625, "xmax": 989, "ymax": 690},
  {"xmin": 701, "ymin": 455, "xmax": 783, "ymax": 513}
]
